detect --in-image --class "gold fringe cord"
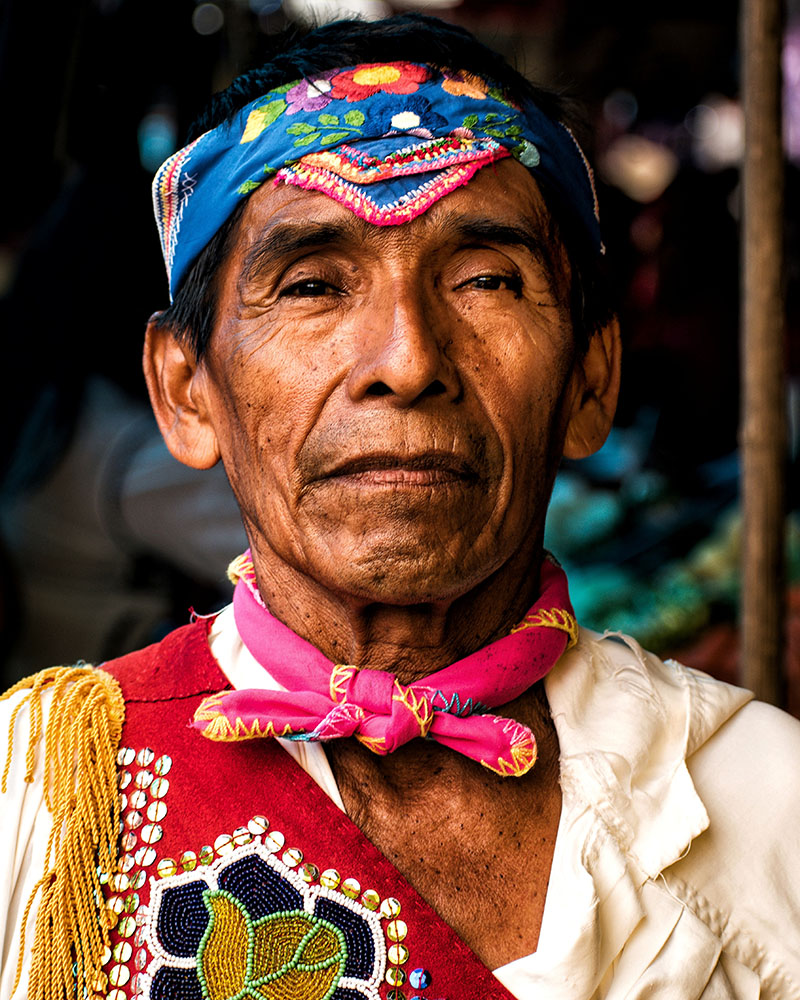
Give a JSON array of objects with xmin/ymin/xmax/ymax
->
[{"xmin": 1, "ymin": 666, "xmax": 125, "ymax": 999}]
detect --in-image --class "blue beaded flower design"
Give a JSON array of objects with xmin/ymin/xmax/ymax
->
[{"xmin": 142, "ymin": 843, "xmax": 385, "ymax": 1000}]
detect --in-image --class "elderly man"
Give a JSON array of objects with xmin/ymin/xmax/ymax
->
[{"xmin": 2, "ymin": 13, "xmax": 799, "ymax": 1000}]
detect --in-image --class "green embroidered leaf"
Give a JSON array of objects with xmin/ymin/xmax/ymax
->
[
  {"xmin": 319, "ymin": 131, "xmax": 351, "ymax": 146},
  {"xmin": 241, "ymin": 100, "xmax": 286, "ymax": 143},
  {"xmin": 488, "ymin": 86, "xmax": 512, "ymax": 105},
  {"xmin": 481, "ymin": 128, "xmax": 505, "ymax": 138},
  {"xmin": 237, "ymin": 179, "xmax": 262, "ymax": 195},
  {"xmin": 317, "ymin": 113, "xmax": 340, "ymax": 126},
  {"xmin": 484, "ymin": 113, "xmax": 499, "ymax": 122},
  {"xmin": 505, "ymin": 124, "xmax": 523, "ymax": 136},
  {"xmin": 344, "ymin": 109, "xmax": 365, "ymax": 126},
  {"xmin": 273, "ymin": 82, "xmax": 294, "ymax": 94},
  {"xmin": 286, "ymin": 122, "xmax": 316, "ymax": 135},
  {"xmin": 462, "ymin": 113, "xmax": 479, "ymax": 129},
  {"xmin": 292, "ymin": 132, "xmax": 321, "ymax": 146}
]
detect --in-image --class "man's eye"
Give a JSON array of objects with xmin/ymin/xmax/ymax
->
[
  {"xmin": 282, "ymin": 279, "xmax": 337, "ymax": 297},
  {"xmin": 463, "ymin": 274, "xmax": 522, "ymax": 294}
]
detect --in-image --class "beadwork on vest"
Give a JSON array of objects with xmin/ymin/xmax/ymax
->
[{"xmin": 99, "ymin": 746, "xmax": 418, "ymax": 1000}]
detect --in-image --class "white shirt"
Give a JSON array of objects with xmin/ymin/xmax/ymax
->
[{"xmin": 2, "ymin": 606, "xmax": 799, "ymax": 999}]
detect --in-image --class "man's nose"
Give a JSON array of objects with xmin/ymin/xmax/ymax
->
[{"xmin": 346, "ymin": 292, "xmax": 462, "ymax": 407}]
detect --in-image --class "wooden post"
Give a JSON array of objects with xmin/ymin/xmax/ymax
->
[{"xmin": 740, "ymin": 0, "xmax": 787, "ymax": 704}]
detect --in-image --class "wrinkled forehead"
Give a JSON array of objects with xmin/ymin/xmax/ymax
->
[{"xmin": 153, "ymin": 62, "xmax": 602, "ymax": 301}]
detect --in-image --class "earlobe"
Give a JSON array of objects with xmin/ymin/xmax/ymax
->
[
  {"xmin": 143, "ymin": 316, "xmax": 221, "ymax": 470},
  {"xmin": 562, "ymin": 316, "xmax": 622, "ymax": 460}
]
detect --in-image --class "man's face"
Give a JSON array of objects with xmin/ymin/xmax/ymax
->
[{"xmin": 192, "ymin": 159, "xmax": 589, "ymax": 605}]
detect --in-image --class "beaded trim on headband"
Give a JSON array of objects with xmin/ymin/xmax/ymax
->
[{"xmin": 152, "ymin": 61, "xmax": 603, "ymax": 299}]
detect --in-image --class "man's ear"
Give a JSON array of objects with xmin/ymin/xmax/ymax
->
[
  {"xmin": 143, "ymin": 315, "xmax": 221, "ymax": 469},
  {"xmin": 562, "ymin": 317, "xmax": 622, "ymax": 460}
]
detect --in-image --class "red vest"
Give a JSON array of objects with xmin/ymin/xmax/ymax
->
[{"xmin": 99, "ymin": 620, "xmax": 516, "ymax": 1000}]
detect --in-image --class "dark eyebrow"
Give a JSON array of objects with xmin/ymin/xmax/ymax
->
[
  {"xmin": 450, "ymin": 216, "xmax": 552, "ymax": 263},
  {"xmin": 449, "ymin": 215, "xmax": 564, "ymax": 292},
  {"xmin": 242, "ymin": 219, "xmax": 356, "ymax": 283}
]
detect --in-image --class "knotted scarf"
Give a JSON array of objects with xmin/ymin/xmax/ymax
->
[{"xmin": 194, "ymin": 552, "xmax": 577, "ymax": 776}]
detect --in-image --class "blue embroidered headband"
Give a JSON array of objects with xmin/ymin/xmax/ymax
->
[{"xmin": 153, "ymin": 61, "xmax": 603, "ymax": 300}]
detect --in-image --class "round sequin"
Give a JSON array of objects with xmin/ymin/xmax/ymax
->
[
  {"xmin": 153, "ymin": 754, "xmax": 172, "ymax": 776},
  {"xmin": 135, "ymin": 947, "xmax": 148, "ymax": 971},
  {"xmin": 92, "ymin": 971, "xmax": 108, "ymax": 993},
  {"xmin": 409, "ymin": 969, "xmax": 431, "ymax": 989},
  {"xmin": 380, "ymin": 897, "xmax": 402, "ymax": 919},
  {"xmin": 341, "ymin": 877, "xmax": 361, "ymax": 899},
  {"xmin": 112, "ymin": 941, "xmax": 132, "ymax": 963},
  {"xmin": 387, "ymin": 991, "xmax": 407, "ymax": 1000},
  {"xmin": 107, "ymin": 991, "xmax": 126, "ymax": 1000},
  {"xmin": 117, "ymin": 747, "xmax": 135, "ymax": 766},
  {"xmin": 133, "ymin": 927, "xmax": 146, "ymax": 948},
  {"xmin": 248, "ymin": 814, "xmax": 269, "ymax": 836},
  {"xmin": 117, "ymin": 915, "xmax": 136, "ymax": 938},
  {"xmin": 386, "ymin": 967, "xmax": 406, "ymax": 986},
  {"xmin": 214, "ymin": 833, "xmax": 234, "ymax": 856},
  {"xmin": 125, "ymin": 811, "xmax": 143, "ymax": 831},
  {"xmin": 121, "ymin": 832, "xmax": 137, "ymax": 852},
  {"xmin": 136, "ymin": 747, "xmax": 154, "ymax": 766},
  {"xmin": 232, "ymin": 825, "xmax": 252, "ymax": 846},
  {"xmin": 388, "ymin": 943, "xmax": 409, "ymax": 965},
  {"xmin": 107, "ymin": 896, "xmax": 124, "ymax": 915},
  {"xmin": 361, "ymin": 889, "xmax": 380, "ymax": 911},
  {"xmin": 118, "ymin": 854, "xmax": 134, "ymax": 874},
  {"xmin": 129, "ymin": 790, "xmax": 148, "ymax": 810},
  {"xmin": 199, "ymin": 845, "xmax": 214, "ymax": 866},
  {"xmin": 146, "ymin": 800, "xmax": 168, "ymax": 822},
  {"xmin": 109, "ymin": 873, "xmax": 130, "ymax": 893},
  {"xmin": 150, "ymin": 776, "xmax": 170, "ymax": 798},
  {"xmin": 135, "ymin": 846, "xmax": 156, "ymax": 868},
  {"xmin": 180, "ymin": 851, "xmax": 197, "ymax": 872},
  {"xmin": 135, "ymin": 770, "xmax": 153, "ymax": 790},
  {"xmin": 157, "ymin": 858, "xmax": 177, "ymax": 878},
  {"xmin": 300, "ymin": 862, "xmax": 319, "ymax": 884},
  {"xmin": 101, "ymin": 946, "xmax": 112, "ymax": 965},
  {"xmin": 264, "ymin": 830, "xmax": 285, "ymax": 853},
  {"xmin": 131, "ymin": 972, "xmax": 149, "ymax": 992},
  {"xmin": 387, "ymin": 919, "xmax": 408, "ymax": 942},
  {"xmin": 124, "ymin": 893, "xmax": 140, "ymax": 914},
  {"xmin": 103, "ymin": 908, "xmax": 119, "ymax": 931},
  {"xmin": 282, "ymin": 847, "xmax": 303, "ymax": 868},
  {"xmin": 118, "ymin": 771, "xmax": 132, "ymax": 790},
  {"xmin": 119, "ymin": 793, "xmax": 128, "ymax": 812},
  {"xmin": 141, "ymin": 823, "xmax": 163, "ymax": 845},
  {"xmin": 130, "ymin": 870, "xmax": 146, "ymax": 890},
  {"xmin": 320, "ymin": 869, "xmax": 340, "ymax": 889}
]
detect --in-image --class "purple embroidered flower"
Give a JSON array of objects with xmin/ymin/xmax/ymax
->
[
  {"xmin": 379, "ymin": 96, "xmax": 448, "ymax": 139},
  {"xmin": 286, "ymin": 72, "xmax": 337, "ymax": 114}
]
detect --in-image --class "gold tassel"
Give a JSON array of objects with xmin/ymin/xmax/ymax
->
[{"xmin": 1, "ymin": 666, "xmax": 125, "ymax": 999}]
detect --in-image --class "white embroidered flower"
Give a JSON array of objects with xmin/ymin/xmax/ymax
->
[{"xmin": 390, "ymin": 110, "xmax": 422, "ymax": 130}]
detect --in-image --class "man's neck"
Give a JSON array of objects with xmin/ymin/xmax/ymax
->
[{"xmin": 246, "ymin": 537, "xmax": 546, "ymax": 683}]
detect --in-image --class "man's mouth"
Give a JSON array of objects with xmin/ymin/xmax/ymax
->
[{"xmin": 317, "ymin": 451, "xmax": 479, "ymax": 487}]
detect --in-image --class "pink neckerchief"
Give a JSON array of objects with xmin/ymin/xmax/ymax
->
[{"xmin": 194, "ymin": 552, "xmax": 577, "ymax": 776}]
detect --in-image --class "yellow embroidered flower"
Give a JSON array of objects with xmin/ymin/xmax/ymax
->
[{"xmin": 198, "ymin": 892, "xmax": 346, "ymax": 1000}]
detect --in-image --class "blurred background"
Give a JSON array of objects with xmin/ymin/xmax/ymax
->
[{"xmin": 0, "ymin": 0, "xmax": 798, "ymax": 706}]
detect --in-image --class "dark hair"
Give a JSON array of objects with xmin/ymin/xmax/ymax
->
[{"xmin": 157, "ymin": 13, "xmax": 613, "ymax": 357}]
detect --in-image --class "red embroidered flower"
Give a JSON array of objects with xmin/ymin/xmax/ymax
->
[{"xmin": 330, "ymin": 62, "xmax": 430, "ymax": 102}]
